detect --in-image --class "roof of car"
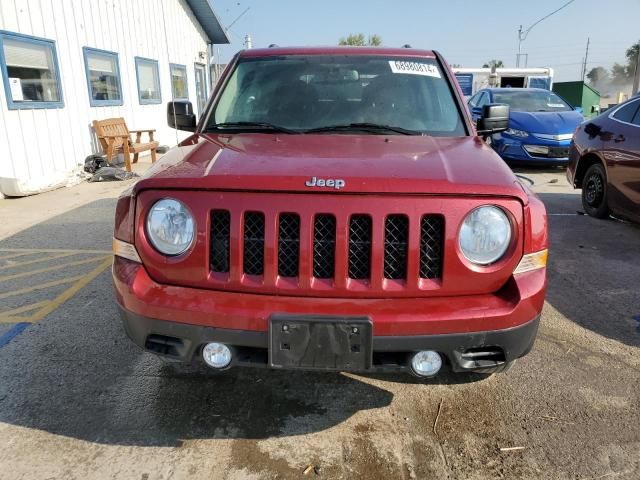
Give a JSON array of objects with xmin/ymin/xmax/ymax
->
[
  {"xmin": 484, "ymin": 88, "xmax": 551, "ymax": 94},
  {"xmin": 239, "ymin": 46, "xmax": 437, "ymax": 58}
]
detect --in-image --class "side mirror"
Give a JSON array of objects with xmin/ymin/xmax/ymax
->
[
  {"xmin": 574, "ymin": 106, "xmax": 584, "ymax": 114},
  {"xmin": 167, "ymin": 100, "xmax": 196, "ymax": 132},
  {"xmin": 476, "ymin": 103, "xmax": 509, "ymax": 137}
]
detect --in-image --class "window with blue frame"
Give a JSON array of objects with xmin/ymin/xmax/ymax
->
[
  {"xmin": 170, "ymin": 63, "xmax": 188, "ymax": 99},
  {"xmin": 134, "ymin": 57, "xmax": 161, "ymax": 104},
  {"xmin": 0, "ymin": 30, "xmax": 64, "ymax": 109},
  {"xmin": 83, "ymin": 47, "xmax": 122, "ymax": 106}
]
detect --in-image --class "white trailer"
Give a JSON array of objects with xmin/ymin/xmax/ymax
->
[{"xmin": 452, "ymin": 67, "xmax": 554, "ymax": 97}]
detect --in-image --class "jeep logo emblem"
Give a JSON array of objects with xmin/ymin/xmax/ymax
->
[{"xmin": 305, "ymin": 176, "xmax": 346, "ymax": 190}]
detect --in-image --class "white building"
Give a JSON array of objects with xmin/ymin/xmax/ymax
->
[{"xmin": 0, "ymin": 0, "xmax": 229, "ymax": 196}]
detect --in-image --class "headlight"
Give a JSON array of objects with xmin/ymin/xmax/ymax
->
[
  {"xmin": 459, "ymin": 206, "xmax": 511, "ymax": 265},
  {"xmin": 505, "ymin": 128, "xmax": 528, "ymax": 138},
  {"xmin": 146, "ymin": 198, "xmax": 195, "ymax": 255}
]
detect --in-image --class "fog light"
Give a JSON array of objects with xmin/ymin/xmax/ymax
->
[
  {"xmin": 202, "ymin": 342, "xmax": 232, "ymax": 369},
  {"xmin": 524, "ymin": 145, "xmax": 549, "ymax": 156},
  {"xmin": 410, "ymin": 350, "xmax": 442, "ymax": 377}
]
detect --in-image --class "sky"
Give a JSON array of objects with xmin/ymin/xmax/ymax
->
[{"xmin": 212, "ymin": 0, "xmax": 640, "ymax": 83}]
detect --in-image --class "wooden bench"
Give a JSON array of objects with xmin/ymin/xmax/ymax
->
[{"xmin": 92, "ymin": 117, "xmax": 159, "ymax": 172}]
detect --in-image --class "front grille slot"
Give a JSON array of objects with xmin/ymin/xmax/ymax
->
[
  {"xmin": 278, "ymin": 213, "xmax": 300, "ymax": 277},
  {"xmin": 420, "ymin": 215, "xmax": 444, "ymax": 279},
  {"xmin": 348, "ymin": 215, "xmax": 372, "ymax": 279},
  {"xmin": 384, "ymin": 215, "xmax": 409, "ymax": 280},
  {"xmin": 313, "ymin": 214, "xmax": 336, "ymax": 279},
  {"xmin": 243, "ymin": 212, "xmax": 265, "ymax": 275},
  {"xmin": 210, "ymin": 210, "xmax": 230, "ymax": 273}
]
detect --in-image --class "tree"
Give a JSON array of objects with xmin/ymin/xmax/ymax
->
[
  {"xmin": 482, "ymin": 59, "xmax": 504, "ymax": 69},
  {"xmin": 611, "ymin": 62, "xmax": 631, "ymax": 85},
  {"xmin": 586, "ymin": 66, "xmax": 609, "ymax": 85},
  {"xmin": 611, "ymin": 40, "xmax": 640, "ymax": 85},
  {"xmin": 339, "ymin": 33, "xmax": 382, "ymax": 46}
]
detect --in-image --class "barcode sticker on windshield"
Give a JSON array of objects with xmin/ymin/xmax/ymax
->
[
  {"xmin": 389, "ymin": 60, "xmax": 441, "ymax": 78},
  {"xmin": 547, "ymin": 103, "xmax": 565, "ymax": 108}
]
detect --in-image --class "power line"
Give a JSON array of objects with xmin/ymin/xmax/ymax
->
[{"xmin": 517, "ymin": 0, "xmax": 579, "ymax": 67}]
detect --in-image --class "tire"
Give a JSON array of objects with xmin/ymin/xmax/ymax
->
[{"xmin": 581, "ymin": 163, "xmax": 610, "ymax": 218}]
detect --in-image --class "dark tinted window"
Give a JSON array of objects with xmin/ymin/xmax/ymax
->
[
  {"xmin": 468, "ymin": 92, "xmax": 480, "ymax": 108},
  {"xmin": 212, "ymin": 55, "xmax": 466, "ymax": 136},
  {"xmin": 612, "ymin": 100, "xmax": 640, "ymax": 123},
  {"xmin": 629, "ymin": 101, "xmax": 640, "ymax": 126},
  {"xmin": 492, "ymin": 90, "xmax": 572, "ymax": 112}
]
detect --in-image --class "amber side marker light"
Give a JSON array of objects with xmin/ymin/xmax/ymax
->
[
  {"xmin": 513, "ymin": 249, "xmax": 548, "ymax": 275},
  {"xmin": 113, "ymin": 237, "xmax": 142, "ymax": 263}
]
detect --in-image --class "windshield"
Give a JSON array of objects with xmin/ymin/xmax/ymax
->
[
  {"xmin": 209, "ymin": 55, "xmax": 465, "ymax": 136},
  {"xmin": 492, "ymin": 90, "xmax": 572, "ymax": 112}
]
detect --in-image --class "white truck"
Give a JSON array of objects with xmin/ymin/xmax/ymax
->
[{"xmin": 452, "ymin": 67, "xmax": 554, "ymax": 97}]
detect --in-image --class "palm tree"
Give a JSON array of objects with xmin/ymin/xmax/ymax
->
[{"xmin": 482, "ymin": 59, "xmax": 504, "ymax": 69}]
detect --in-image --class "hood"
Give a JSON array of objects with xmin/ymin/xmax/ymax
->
[
  {"xmin": 134, "ymin": 133, "xmax": 528, "ymax": 202},
  {"xmin": 509, "ymin": 110, "xmax": 583, "ymax": 135}
]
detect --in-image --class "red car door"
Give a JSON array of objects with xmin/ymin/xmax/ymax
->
[{"xmin": 602, "ymin": 98, "xmax": 640, "ymax": 221}]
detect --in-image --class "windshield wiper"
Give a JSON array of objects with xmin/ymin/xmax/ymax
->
[
  {"xmin": 304, "ymin": 123, "xmax": 422, "ymax": 135},
  {"xmin": 205, "ymin": 122, "xmax": 299, "ymax": 134}
]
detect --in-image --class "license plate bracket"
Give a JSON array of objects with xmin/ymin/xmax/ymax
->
[{"xmin": 269, "ymin": 315, "xmax": 373, "ymax": 371}]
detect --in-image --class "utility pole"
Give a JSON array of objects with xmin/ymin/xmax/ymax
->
[
  {"xmin": 581, "ymin": 37, "xmax": 590, "ymax": 81},
  {"xmin": 516, "ymin": 25, "xmax": 522, "ymax": 67},
  {"xmin": 516, "ymin": 0, "xmax": 576, "ymax": 68}
]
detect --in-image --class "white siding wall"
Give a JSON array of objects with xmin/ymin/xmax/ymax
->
[{"xmin": 0, "ymin": 0, "xmax": 210, "ymax": 196}]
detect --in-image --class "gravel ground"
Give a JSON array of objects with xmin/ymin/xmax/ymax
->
[{"xmin": 0, "ymin": 167, "xmax": 638, "ymax": 480}]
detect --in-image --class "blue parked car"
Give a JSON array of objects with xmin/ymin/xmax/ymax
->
[{"xmin": 468, "ymin": 88, "xmax": 584, "ymax": 165}]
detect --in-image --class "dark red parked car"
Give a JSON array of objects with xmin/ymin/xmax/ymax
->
[
  {"xmin": 567, "ymin": 96, "xmax": 640, "ymax": 221},
  {"xmin": 112, "ymin": 47, "xmax": 548, "ymax": 378}
]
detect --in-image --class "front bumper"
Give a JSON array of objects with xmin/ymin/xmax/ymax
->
[
  {"xmin": 121, "ymin": 308, "xmax": 540, "ymax": 374},
  {"xmin": 492, "ymin": 134, "xmax": 571, "ymax": 165},
  {"xmin": 114, "ymin": 257, "xmax": 546, "ymax": 374}
]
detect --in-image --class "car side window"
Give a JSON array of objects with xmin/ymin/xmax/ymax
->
[
  {"xmin": 476, "ymin": 92, "xmax": 488, "ymax": 108},
  {"xmin": 632, "ymin": 104, "xmax": 640, "ymax": 126},
  {"xmin": 469, "ymin": 92, "xmax": 480, "ymax": 108},
  {"xmin": 612, "ymin": 100, "xmax": 640, "ymax": 124}
]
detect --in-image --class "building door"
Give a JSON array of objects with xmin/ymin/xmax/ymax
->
[{"xmin": 194, "ymin": 63, "xmax": 207, "ymax": 115}]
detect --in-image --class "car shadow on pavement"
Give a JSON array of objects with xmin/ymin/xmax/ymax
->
[{"xmin": 539, "ymin": 192, "xmax": 640, "ymax": 348}]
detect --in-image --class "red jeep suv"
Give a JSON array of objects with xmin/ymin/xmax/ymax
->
[{"xmin": 112, "ymin": 47, "xmax": 548, "ymax": 377}]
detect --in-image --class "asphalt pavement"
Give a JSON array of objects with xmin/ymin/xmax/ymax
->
[{"xmin": 0, "ymin": 169, "xmax": 638, "ymax": 479}]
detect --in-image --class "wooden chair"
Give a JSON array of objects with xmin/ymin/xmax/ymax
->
[{"xmin": 92, "ymin": 117, "xmax": 159, "ymax": 172}]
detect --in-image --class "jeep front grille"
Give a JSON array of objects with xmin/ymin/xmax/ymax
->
[{"xmin": 208, "ymin": 208, "xmax": 445, "ymax": 290}]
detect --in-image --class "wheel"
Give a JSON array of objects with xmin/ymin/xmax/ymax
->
[{"xmin": 581, "ymin": 163, "xmax": 609, "ymax": 218}]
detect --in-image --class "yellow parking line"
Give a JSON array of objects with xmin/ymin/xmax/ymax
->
[
  {"xmin": 0, "ymin": 251, "xmax": 78, "ymax": 271},
  {"xmin": 0, "ymin": 315, "xmax": 34, "ymax": 325},
  {"xmin": 0, "ymin": 274, "xmax": 86, "ymax": 300},
  {"xmin": 0, "ymin": 251, "xmax": 40, "ymax": 261},
  {"xmin": 0, "ymin": 300, "xmax": 50, "ymax": 317},
  {"xmin": 0, "ymin": 255, "xmax": 110, "ymax": 283},
  {"xmin": 26, "ymin": 257, "xmax": 113, "ymax": 323},
  {"xmin": 0, "ymin": 248, "xmax": 111, "ymax": 255}
]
